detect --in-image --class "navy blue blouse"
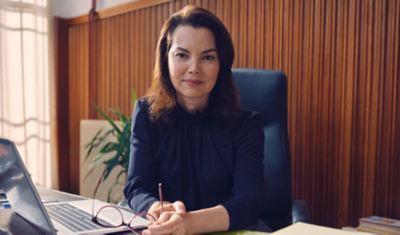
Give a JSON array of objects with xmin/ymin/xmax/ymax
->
[{"xmin": 123, "ymin": 98, "xmax": 264, "ymax": 230}]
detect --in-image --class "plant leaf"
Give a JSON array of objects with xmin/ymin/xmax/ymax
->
[
  {"xmin": 107, "ymin": 181, "xmax": 125, "ymax": 203},
  {"xmin": 90, "ymin": 142, "xmax": 119, "ymax": 166},
  {"xmin": 94, "ymin": 104, "xmax": 122, "ymax": 135},
  {"xmin": 115, "ymin": 170, "xmax": 127, "ymax": 183},
  {"xmin": 84, "ymin": 129, "xmax": 103, "ymax": 157},
  {"xmin": 87, "ymin": 86, "xmax": 136, "ymax": 200},
  {"xmin": 107, "ymin": 107, "xmax": 128, "ymax": 123},
  {"xmin": 84, "ymin": 129, "xmax": 116, "ymax": 159}
]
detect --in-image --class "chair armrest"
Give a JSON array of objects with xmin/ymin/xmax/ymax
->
[{"xmin": 292, "ymin": 199, "xmax": 310, "ymax": 224}]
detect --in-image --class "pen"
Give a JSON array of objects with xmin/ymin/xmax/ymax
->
[{"xmin": 158, "ymin": 182, "xmax": 164, "ymax": 213}]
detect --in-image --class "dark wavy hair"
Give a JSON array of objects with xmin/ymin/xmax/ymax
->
[{"xmin": 146, "ymin": 5, "xmax": 239, "ymax": 124}]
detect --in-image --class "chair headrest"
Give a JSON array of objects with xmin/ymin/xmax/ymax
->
[{"xmin": 232, "ymin": 69, "xmax": 287, "ymax": 126}]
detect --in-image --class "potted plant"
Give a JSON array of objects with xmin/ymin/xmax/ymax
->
[{"xmin": 84, "ymin": 88, "xmax": 136, "ymax": 203}]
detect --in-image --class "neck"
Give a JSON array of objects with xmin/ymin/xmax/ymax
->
[{"xmin": 177, "ymin": 96, "xmax": 208, "ymax": 114}]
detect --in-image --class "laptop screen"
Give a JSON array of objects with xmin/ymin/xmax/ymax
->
[{"xmin": 0, "ymin": 138, "xmax": 56, "ymax": 235}]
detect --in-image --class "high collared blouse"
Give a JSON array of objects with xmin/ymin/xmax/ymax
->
[{"xmin": 124, "ymin": 97, "xmax": 264, "ymax": 230}]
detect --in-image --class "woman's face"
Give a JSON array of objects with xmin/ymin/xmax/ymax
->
[{"xmin": 167, "ymin": 25, "xmax": 219, "ymax": 110}]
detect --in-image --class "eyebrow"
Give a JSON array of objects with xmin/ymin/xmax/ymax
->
[{"xmin": 176, "ymin": 47, "xmax": 217, "ymax": 54}]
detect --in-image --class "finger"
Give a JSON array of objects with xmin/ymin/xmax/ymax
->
[
  {"xmin": 161, "ymin": 213, "xmax": 184, "ymax": 228},
  {"xmin": 155, "ymin": 211, "xmax": 173, "ymax": 224},
  {"xmin": 148, "ymin": 213, "xmax": 183, "ymax": 234},
  {"xmin": 159, "ymin": 203, "xmax": 176, "ymax": 211},
  {"xmin": 147, "ymin": 216, "xmax": 156, "ymax": 227},
  {"xmin": 148, "ymin": 201, "xmax": 172, "ymax": 220},
  {"xmin": 157, "ymin": 203, "xmax": 182, "ymax": 215},
  {"xmin": 152, "ymin": 204, "xmax": 176, "ymax": 219},
  {"xmin": 147, "ymin": 202, "xmax": 161, "ymax": 220},
  {"xmin": 142, "ymin": 229, "xmax": 151, "ymax": 235},
  {"xmin": 147, "ymin": 211, "xmax": 160, "ymax": 221},
  {"xmin": 149, "ymin": 201, "xmax": 172, "ymax": 213},
  {"xmin": 172, "ymin": 201, "xmax": 186, "ymax": 216},
  {"xmin": 147, "ymin": 212, "xmax": 157, "ymax": 223}
]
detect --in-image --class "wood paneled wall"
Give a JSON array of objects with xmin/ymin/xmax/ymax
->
[{"xmin": 55, "ymin": 0, "xmax": 400, "ymax": 229}]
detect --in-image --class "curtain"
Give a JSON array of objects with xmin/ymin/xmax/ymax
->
[{"xmin": 0, "ymin": 0, "xmax": 56, "ymax": 188}]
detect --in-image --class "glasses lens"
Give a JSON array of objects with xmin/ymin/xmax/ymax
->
[
  {"xmin": 95, "ymin": 206, "xmax": 123, "ymax": 227},
  {"xmin": 128, "ymin": 211, "xmax": 151, "ymax": 228}
]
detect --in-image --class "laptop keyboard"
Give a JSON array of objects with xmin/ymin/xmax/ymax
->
[{"xmin": 45, "ymin": 203, "xmax": 114, "ymax": 232}]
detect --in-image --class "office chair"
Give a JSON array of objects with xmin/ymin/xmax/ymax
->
[{"xmin": 232, "ymin": 68, "xmax": 309, "ymax": 231}]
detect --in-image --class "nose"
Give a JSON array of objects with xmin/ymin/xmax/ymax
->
[{"xmin": 188, "ymin": 58, "xmax": 200, "ymax": 74}]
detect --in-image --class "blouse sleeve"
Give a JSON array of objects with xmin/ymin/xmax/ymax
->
[
  {"xmin": 221, "ymin": 112, "xmax": 265, "ymax": 230},
  {"xmin": 123, "ymin": 99, "xmax": 158, "ymax": 213}
]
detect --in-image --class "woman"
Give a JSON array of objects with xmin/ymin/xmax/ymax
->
[{"xmin": 124, "ymin": 5, "xmax": 265, "ymax": 234}]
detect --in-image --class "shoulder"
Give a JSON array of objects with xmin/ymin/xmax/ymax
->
[
  {"xmin": 131, "ymin": 97, "xmax": 152, "ymax": 129},
  {"xmin": 132, "ymin": 97, "xmax": 169, "ymax": 131},
  {"xmin": 233, "ymin": 108, "xmax": 264, "ymax": 141},
  {"xmin": 213, "ymin": 108, "xmax": 262, "ymax": 133},
  {"xmin": 237, "ymin": 108, "xmax": 263, "ymax": 129},
  {"xmin": 132, "ymin": 97, "xmax": 152, "ymax": 119},
  {"xmin": 135, "ymin": 97, "xmax": 150, "ymax": 112}
]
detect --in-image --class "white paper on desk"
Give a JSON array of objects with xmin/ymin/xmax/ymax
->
[{"xmin": 273, "ymin": 222, "xmax": 372, "ymax": 235}]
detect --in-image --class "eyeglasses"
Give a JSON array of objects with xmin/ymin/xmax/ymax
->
[{"xmin": 90, "ymin": 169, "xmax": 156, "ymax": 233}]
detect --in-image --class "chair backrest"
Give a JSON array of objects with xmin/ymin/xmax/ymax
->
[{"xmin": 232, "ymin": 68, "xmax": 292, "ymax": 230}]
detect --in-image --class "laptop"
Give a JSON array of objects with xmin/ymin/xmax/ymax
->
[{"xmin": 0, "ymin": 138, "xmax": 149, "ymax": 234}]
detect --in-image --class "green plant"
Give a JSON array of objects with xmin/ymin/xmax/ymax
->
[{"xmin": 84, "ymin": 88, "xmax": 137, "ymax": 202}]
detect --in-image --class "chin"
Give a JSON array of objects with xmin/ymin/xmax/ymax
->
[{"xmin": 181, "ymin": 92, "xmax": 209, "ymax": 99}]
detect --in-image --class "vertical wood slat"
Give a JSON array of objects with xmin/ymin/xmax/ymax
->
[
  {"xmin": 54, "ymin": 18, "xmax": 70, "ymax": 192},
  {"xmin": 68, "ymin": 23, "xmax": 89, "ymax": 193},
  {"xmin": 59, "ymin": 0, "xmax": 400, "ymax": 228}
]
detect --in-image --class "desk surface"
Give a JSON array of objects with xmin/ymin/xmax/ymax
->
[
  {"xmin": 36, "ymin": 186, "xmax": 86, "ymax": 202},
  {"xmin": 0, "ymin": 188, "xmax": 268, "ymax": 235}
]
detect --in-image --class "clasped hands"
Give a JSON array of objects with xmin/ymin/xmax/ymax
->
[{"xmin": 143, "ymin": 200, "xmax": 189, "ymax": 235}]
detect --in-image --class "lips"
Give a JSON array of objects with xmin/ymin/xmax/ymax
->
[{"xmin": 184, "ymin": 79, "xmax": 203, "ymax": 87}]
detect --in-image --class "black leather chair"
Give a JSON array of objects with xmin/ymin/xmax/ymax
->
[{"xmin": 232, "ymin": 68, "xmax": 309, "ymax": 231}]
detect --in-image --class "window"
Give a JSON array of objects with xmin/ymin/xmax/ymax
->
[{"xmin": 0, "ymin": 0, "xmax": 55, "ymax": 188}]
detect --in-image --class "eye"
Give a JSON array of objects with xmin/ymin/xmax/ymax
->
[
  {"xmin": 203, "ymin": 55, "xmax": 216, "ymax": 61},
  {"xmin": 175, "ymin": 52, "xmax": 187, "ymax": 58}
]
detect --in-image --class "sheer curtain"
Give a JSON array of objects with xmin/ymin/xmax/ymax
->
[{"xmin": 0, "ymin": 0, "xmax": 56, "ymax": 188}]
